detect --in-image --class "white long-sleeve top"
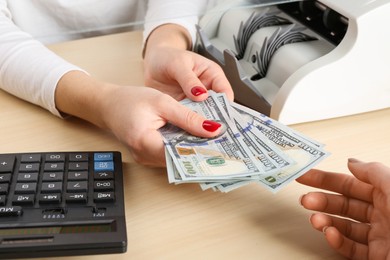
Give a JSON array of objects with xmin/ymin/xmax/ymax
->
[{"xmin": 0, "ymin": 0, "xmax": 213, "ymax": 117}]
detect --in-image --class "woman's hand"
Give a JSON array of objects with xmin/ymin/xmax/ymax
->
[
  {"xmin": 143, "ymin": 24, "xmax": 234, "ymax": 102},
  {"xmin": 55, "ymin": 71, "xmax": 222, "ymax": 167},
  {"xmin": 99, "ymin": 84, "xmax": 222, "ymax": 166}
]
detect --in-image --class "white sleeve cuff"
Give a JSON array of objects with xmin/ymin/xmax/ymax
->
[{"xmin": 143, "ymin": 0, "xmax": 209, "ymax": 49}]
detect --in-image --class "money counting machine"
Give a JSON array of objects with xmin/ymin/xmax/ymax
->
[{"xmin": 196, "ymin": 0, "xmax": 390, "ymax": 124}]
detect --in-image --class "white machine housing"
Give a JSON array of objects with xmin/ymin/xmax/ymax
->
[{"xmin": 196, "ymin": 0, "xmax": 390, "ymax": 125}]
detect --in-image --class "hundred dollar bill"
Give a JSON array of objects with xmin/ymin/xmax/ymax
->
[
  {"xmin": 197, "ymin": 92, "xmax": 295, "ymax": 192},
  {"xmin": 163, "ymin": 91, "xmax": 329, "ymax": 193},
  {"xmin": 160, "ymin": 95, "xmax": 277, "ymax": 182},
  {"xmin": 165, "ymin": 148, "xmax": 231, "ymax": 184},
  {"xmin": 166, "ymin": 140, "xmax": 263, "ymax": 186},
  {"xmin": 165, "ymin": 147, "xmax": 180, "ymax": 184},
  {"xmin": 212, "ymin": 91, "xmax": 295, "ymax": 171},
  {"xmin": 199, "ymin": 94, "xmax": 329, "ymax": 193},
  {"xmin": 229, "ymin": 102, "xmax": 330, "ymax": 192},
  {"xmin": 202, "ymin": 179, "xmax": 251, "ymax": 193}
]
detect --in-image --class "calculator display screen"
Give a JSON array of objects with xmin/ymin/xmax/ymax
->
[{"xmin": 0, "ymin": 223, "xmax": 113, "ymax": 236}]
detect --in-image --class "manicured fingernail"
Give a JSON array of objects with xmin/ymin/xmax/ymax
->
[
  {"xmin": 348, "ymin": 158, "xmax": 362, "ymax": 164},
  {"xmin": 322, "ymin": 226, "xmax": 329, "ymax": 233},
  {"xmin": 191, "ymin": 86, "xmax": 207, "ymax": 96},
  {"xmin": 202, "ymin": 120, "xmax": 221, "ymax": 132}
]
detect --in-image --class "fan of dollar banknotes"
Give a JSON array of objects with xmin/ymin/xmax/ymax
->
[{"xmin": 160, "ymin": 91, "xmax": 329, "ymax": 193}]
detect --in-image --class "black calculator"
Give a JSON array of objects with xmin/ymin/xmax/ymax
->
[{"xmin": 0, "ymin": 151, "xmax": 127, "ymax": 259}]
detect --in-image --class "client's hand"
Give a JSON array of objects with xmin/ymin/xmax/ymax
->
[{"xmin": 297, "ymin": 159, "xmax": 390, "ymax": 260}]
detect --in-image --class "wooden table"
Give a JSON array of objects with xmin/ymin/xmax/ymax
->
[{"xmin": 1, "ymin": 31, "xmax": 389, "ymax": 260}]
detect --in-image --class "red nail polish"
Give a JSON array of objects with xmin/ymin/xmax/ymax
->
[
  {"xmin": 191, "ymin": 86, "xmax": 207, "ymax": 96},
  {"xmin": 202, "ymin": 120, "xmax": 221, "ymax": 132}
]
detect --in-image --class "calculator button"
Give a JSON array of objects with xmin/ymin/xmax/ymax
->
[
  {"xmin": 19, "ymin": 163, "xmax": 40, "ymax": 172},
  {"xmin": 39, "ymin": 194, "xmax": 61, "ymax": 204},
  {"xmin": 42, "ymin": 172, "xmax": 64, "ymax": 182},
  {"xmin": 15, "ymin": 183, "xmax": 37, "ymax": 194},
  {"xmin": 0, "ymin": 155, "xmax": 15, "ymax": 173},
  {"xmin": 94, "ymin": 171, "xmax": 114, "ymax": 180},
  {"xmin": 93, "ymin": 192, "xmax": 115, "ymax": 202},
  {"xmin": 45, "ymin": 153, "xmax": 65, "ymax": 162},
  {"xmin": 68, "ymin": 162, "xmax": 88, "ymax": 171},
  {"xmin": 0, "ymin": 184, "xmax": 9, "ymax": 195},
  {"xmin": 92, "ymin": 207, "xmax": 106, "ymax": 214},
  {"xmin": 0, "ymin": 173, "xmax": 11, "ymax": 183},
  {"xmin": 17, "ymin": 172, "xmax": 39, "ymax": 182},
  {"xmin": 0, "ymin": 195, "xmax": 6, "ymax": 206},
  {"xmin": 68, "ymin": 171, "xmax": 88, "ymax": 181},
  {"xmin": 65, "ymin": 193, "xmax": 88, "ymax": 203},
  {"xmin": 94, "ymin": 152, "xmax": 113, "ymax": 161},
  {"xmin": 94, "ymin": 161, "xmax": 114, "ymax": 172},
  {"xmin": 94, "ymin": 181, "xmax": 114, "ymax": 191},
  {"xmin": 41, "ymin": 182, "xmax": 63, "ymax": 193},
  {"xmin": 21, "ymin": 154, "xmax": 41, "ymax": 163},
  {"xmin": 12, "ymin": 194, "xmax": 35, "ymax": 205},
  {"xmin": 69, "ymin": 153, "xmax": 89, "ymax": 162},
  {"xmin": 44, "ymin": 162, "xmax": 65, "ymax": 172},
  {"xmin": 0, "ymin": 206, "xmax": 23, "ymax": 216},
  {"xmin": 67, "ymin": 181, "xmax": 88, "ymax": 192}
]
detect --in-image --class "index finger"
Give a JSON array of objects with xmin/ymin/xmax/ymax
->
[
  {"xmin": 200, "ymin": 64, "xmax": 234, "ymax": 101},
  {"xmin": 296, "ymin": 168, "xmax": 373, "ymax": 203}
]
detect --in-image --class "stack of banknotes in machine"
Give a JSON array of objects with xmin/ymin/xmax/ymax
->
[{"xmin": 160, "ymin": 91, "xmax": 329, "ymax": 193}]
